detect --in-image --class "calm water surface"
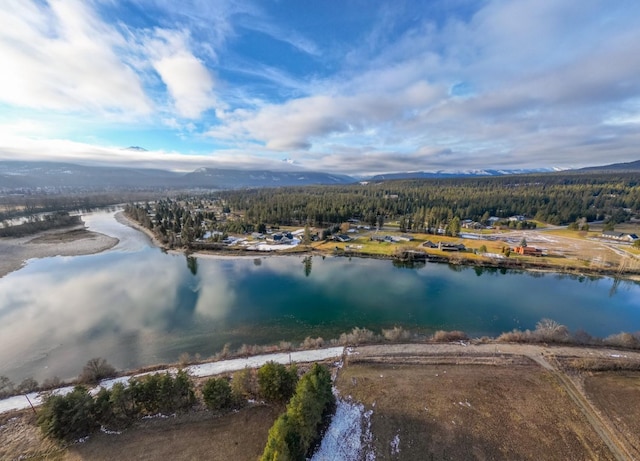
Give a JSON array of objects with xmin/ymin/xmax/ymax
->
[{"xmin": 1, "ymin": 211, "xmax": 639, "ymax": 382}]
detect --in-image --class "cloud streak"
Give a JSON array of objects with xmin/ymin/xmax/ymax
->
[
  {"xmin": 0, "ymin": 0, "xmax": 152, "ymax": 115},
  {"xmin": 1, "ymin": 0, "xmax": 639, "ymax": 174}
]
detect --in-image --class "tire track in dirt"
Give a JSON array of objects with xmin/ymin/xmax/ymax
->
[{"xmin": 527, "ymin": 353, "xmax": 633, "ymax": 461}]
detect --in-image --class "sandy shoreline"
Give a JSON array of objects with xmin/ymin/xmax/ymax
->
[{"xmin": 0, "ymin": 225, "xmax": 119, "ymax": 279}]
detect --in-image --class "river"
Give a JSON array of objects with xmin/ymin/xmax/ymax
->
[{"xmin": 0, "ymin": 210, "xmax": 639, "ymax": 382}]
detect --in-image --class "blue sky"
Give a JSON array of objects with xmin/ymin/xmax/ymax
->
[{"xmin": 1, "ymin": 0, "xmax": 639, "ymax": 174}]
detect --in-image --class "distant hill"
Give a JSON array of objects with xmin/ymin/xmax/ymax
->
[
  {"xmin": 578, "ymin": 159, "xmax": 640, "ymax": 172},
  {"xmin": 368, "ymin": 168, "xmax": 555, "ymax": 181},
  {"xmin": 183, "ymin": 168, "xmax": 354, "ymax": 188},
  {"xmin": 0, "ymin": 161, "xmax": 355, "ymax": 192}
]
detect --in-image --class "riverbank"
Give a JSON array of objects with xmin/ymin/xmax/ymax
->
[
  {"xmin": 118, "ymin": 211, "xmax": 640, "ymax": 281},
  {"xmin": 3, "ymin": 342, "xmax": 640, "ymax": 460},
  {"xmin": 0, "ymin": 225, "xmax": 119, "ymax": 279}
]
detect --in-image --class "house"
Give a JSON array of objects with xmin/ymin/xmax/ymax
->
[
  {"xmin": 272, "ymin": 232, "xmax": 292, "ymax": 241},
  {"xmin": 335, "ymin": 234, "xmax": 352, "ymax": 242},
  {"xmin": 508, "ymin": 215, "xmax": 526, "ymax": 222},
  {"xmin": 601, "ymin": 231, "xmax": 639, "ymax": 242},
  {"xmin": 461, "ymin": 220, "xmax": 483, "ymax": 229},
  {"xmin": 438, "ymin": 242, "xmax": 466, "ymax": 251},
  {"xmin": 514, "ymin": 246, "xmax": 543, "ymax": 256},
  {"xmin": 422, "ymin": 241, "xmax": 438, "ymax": 248}
]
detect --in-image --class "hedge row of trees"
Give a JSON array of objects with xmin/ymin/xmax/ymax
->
[
  {"xmin": 37, "ymin": 370, "xmax": 195, "ymax": 441},
  {"xmin": 36, "ymin": 361, "xmax": 302, "ymax": 442},
  {"xmin": 202, "ymin": 362, "xmax": 299, "ymax": 411},
  {"xmin": 261, "ymin": 364, "xmax": 334, "ymax": 461}
]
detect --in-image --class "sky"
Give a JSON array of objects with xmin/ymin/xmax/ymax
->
[{"xmin": 1, "ymin": 0, "xmax": 639, "ymax": 175}]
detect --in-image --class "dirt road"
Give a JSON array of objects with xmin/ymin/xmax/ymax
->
[{"xmin": 348, "ymin": 343, "xmax": 640, "ymax": 460}]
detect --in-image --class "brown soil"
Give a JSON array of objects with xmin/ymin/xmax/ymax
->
[
  {"xmin": 1, "ymin": 405, "xmax": 281, "ymax": 461},
  {"xmin": 336, "ymin": 360, "xmax": 615, "ymax": 460},
  {"xmin": 3, "ymin": 344, "xmax": 640, "ymax": 460},
  {"xmin": 332, "ymin": 343, "xmax": 640, "ymax": 460},
  {"xmin": 584, "ymin": 371, "xmax": 640, "ymax": 459}
]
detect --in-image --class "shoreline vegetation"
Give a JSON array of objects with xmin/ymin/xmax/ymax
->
[
  {"xmin": 119, "ymin": 208, "xmax": 640, "ymax": 281},
  {"xmin": 3, "ymin": 327, "xmax": 640, "ymax": 460},
  {"xmin": 2, "ymin": 321, "xmax": 640, "ymax": 404}
]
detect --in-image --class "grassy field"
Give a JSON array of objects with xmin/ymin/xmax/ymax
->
[{"xmin": 335, "ymin": 360, "xmax": 616, "ymax": 460}]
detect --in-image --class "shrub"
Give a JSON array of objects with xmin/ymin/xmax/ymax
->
[
  {"xmin": 261, "ymin": 413, "xmax": 301, "ymax": 461},
  {"xmin": 203, "ymin": 377, "xmax": 233, "ymax": 411},
  {"xmin": 573, "ymin": 329, "xmax": 595, "ymax": 345},
  {"xmin": 17, "ymin": 377, "xmax": 39, "ymax": 393},
  {"xmin": 496, "ymin": 329, "xmax": 532, "ymax": 343},
  {"xmin": 338, "ymin": 327, "xmax": 377, "ymax": 345},
  {"xmin": 129, "ymin": 370, "xmax": 195, "ymax": 415},
  {"xmin": 432, "ymin": 330, "xmax": 468, "ymax": 342},
  {"xmin": 109, "ymin": 382, "xmax": 139, "ymax": 422},
  {"xmin": 215, "ymin": 343, "xmax": 232, "ymax": 360},
  {"xmin": 93, "ymin": 387, "xmax": 117, "ymax": 428},
  {"xmin": 0, "ymin": 376, "xmax": 14, "ymax": 398},
  {"xmin": 382, "ymin": 326, "xmax": 411, "ymax": 342},
  {"xmin": 258, "ymin": 362, "xmax": 298, "ymax": 403},
  {"xmin": 533, "ymin": 318, "xmax": 570, "ymax": 343},
  {"xmin": 78, "ymin": 357, "xmax": 117, "ymax": 384},
  {"xmin": 302, "ymin": 336, "xmax": 325, "ymax": 349},
  {"xmin": 231, "ymin": 368, "xmax": 257, "ymax": 400},
  {"xmin": 41, "ymin": 376, "xmax": 62, "ymax": 391},
  {"xmin": 261, "ymin": 364, "xmax": 334, "ymax": 461},
  {"xmin": 38, "ymin": 386, "xmax": 97, "ymax": 441},
  {"xmin": 604, "ymin": 332, "xmax": 640, "ymax": 349}
]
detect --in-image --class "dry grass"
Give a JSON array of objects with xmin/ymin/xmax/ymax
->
[
  {"xmin": 584, "ymin": 372, "xmax": 640, "ymax": 460},
  {"xmin": 336, "ymin": 361, "xmax": 616, "ymax": 460},
  {"xmin": 1, "ymin": 405, "xmax": 282, "ymax": 461}
]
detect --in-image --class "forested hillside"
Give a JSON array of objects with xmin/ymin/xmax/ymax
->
[{"xmin": 219, "ymin": 173, "xmax": 640, "ymax": 228}]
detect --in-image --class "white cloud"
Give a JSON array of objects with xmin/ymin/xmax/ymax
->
[
  {"xmin": 0, "ymin": 0, "xmax": 152, "ymax": 115},
  {"xmin": 140, "ymin": 28, "xmax": 218, "ymax": 119},
  {"xmin": 208, "ymin": 81, "xmax": 444, "ymax": 151},
  {"xmin": 2, "ymin": 0, "xmax": 640, "ymax": 174},
  {"xmin": 153, "ymin": 52, "xmax": 216, "ymax": 119}
]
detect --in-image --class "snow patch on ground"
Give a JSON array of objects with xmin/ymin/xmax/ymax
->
[
  {"xmin": 310, "ymin": 397, "xmax": 374, "ymax": 461},
  {"xmin": 188, "ymin": 347, "xmax": 344, "ymax": 377},
  {"xmin": 390, "ymin": 432, "xmax": 401, "ymax": 456},
  {"xmin": 245, "ymin": 238, "xmax": 301, "ymax": 251}
]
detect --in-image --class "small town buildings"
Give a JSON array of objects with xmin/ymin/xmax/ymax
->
[
  {"xmin": 438, "ymin": 242, "xmax": 466, "ymax": 251},
  {"xmin": 514, "ymin": 246, "xmax": 543, "ymax": 256},
  {"xmin": 601, "ymin": 231, "xmax": 639, "ymax": 242},
  {"xmin": 334, "ymin": 234, "xmax": 352, "ymax": 242}
]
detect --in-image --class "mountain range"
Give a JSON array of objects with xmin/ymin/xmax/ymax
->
[
  {"xmin": 0, "ymin": 161, "xmax": 353, "ymax": 191},
  {"xmin": 0, "ymin": 159, "xmax": 638, "ymax": 192}
]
